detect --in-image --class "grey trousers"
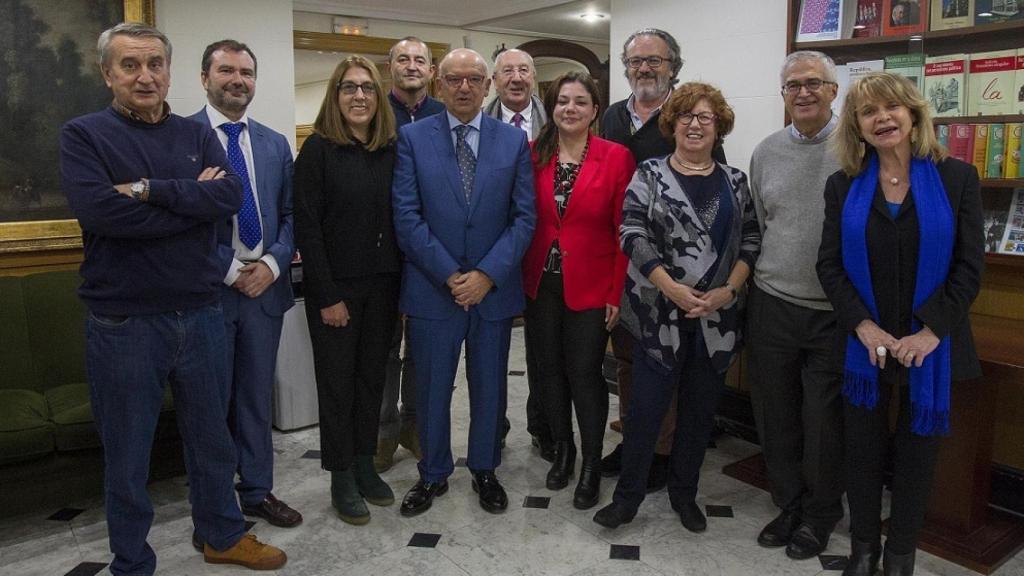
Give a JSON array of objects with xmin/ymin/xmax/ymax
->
[{"xmin": 746, "ymin": 286, "xmax": 845, "ymax": 531}]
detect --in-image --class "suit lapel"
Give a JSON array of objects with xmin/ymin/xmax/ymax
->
[
  {"xmin": 247, "ymin": 121, "xmax": 271, "ymax": 209},
  {"xmin": 429, "ymin": 115, "xmax": 470, "ymax": 210},
  {"xmin": 468, "ymin": 118, "xmax": 497, "ymax": 219}
]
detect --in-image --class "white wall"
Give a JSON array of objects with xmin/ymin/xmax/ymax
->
[
  {"xmin": 609, "ymin": 0, "xmax": 789, "ymax": 172},
  {"xmin": 295, "ymin": 81, "xmax": 328, "ymax": 125},
  {"xmin": 158, "ymin": 0, "xmax": 296, "ymax": 151}
]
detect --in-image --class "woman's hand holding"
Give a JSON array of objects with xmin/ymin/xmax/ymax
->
[
  {"xmin": 854, "ymin": 319, "xmax": 897, "ymax": 369},
  {"xmin": 605, "ymin": 304, "xmax": 620, "ymax": 331},
  {"xmin": 660, "ymin": 280, "xmax": 705, "ymax": 313},
  {"xmin": 890, "ymin": 326, "xmax": 940, "ymax": 368},
  {"xmin": 686, "ymin": 286, "xmax": 735, "ymax": 318},
  {"xmin": 321, "ymin": 301, "xmax": 350, "ymax": 328}
]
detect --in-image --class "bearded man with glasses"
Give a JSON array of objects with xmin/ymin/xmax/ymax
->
[{"xmin": 746, "ymin": 50, "xmax": 845, "ymax": 560}]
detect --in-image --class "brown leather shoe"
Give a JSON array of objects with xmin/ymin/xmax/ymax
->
[
  {"xmin": 241, "ymin": 493, "xmax": 303, "ymax": 528},
  {"xmin": 204, "ymin": 533, "xmax": 286, "ymax": 570},
  {"xmin": 609, "ymin": 420, "xmax": 623, "ymax": 433}
]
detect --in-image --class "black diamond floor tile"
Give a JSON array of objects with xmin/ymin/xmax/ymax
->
[
  {"xmin": 64, "ymin": 562, "xmax": 108, "ymax": 576},
  {"xmin": 609, "ymin": 544, "xmax": 640, "ymax": 560},
  {"xmin": 48, "ymin": 508, "xmax": 86, "ymax": 522},
  {"xmin": 705, "ymin": 504, "xmax": 734, "ymax": 518},
  {"xmin": 819, "ymin": 554, "xmax": 848, "ymax": 570},
  {"xmin": 408, "ymin": 532, "xmax": 442, "ymax": 548},
  {"xmin": 301, "ymin": 450, "xmax": 321, "ymax": 459},
  {"xmin": 523, "ymin": 496, "xmax": 550, "ymax": 509}
]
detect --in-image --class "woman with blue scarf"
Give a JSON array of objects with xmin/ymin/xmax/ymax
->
[{"xmin": 816, "ymin": 72, "xmax": 984, "ymax": 576}]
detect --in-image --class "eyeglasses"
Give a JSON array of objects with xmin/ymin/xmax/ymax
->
[
  {"xmin": 338, "ymin": 81, "xmax": 376, "ymax": 96},
  {"xmin": 498, "ymin": 66, "xmax": 532, "ymax": 78},
  {"xmin": 781, "ymin": 78, "xmax": 835, "ymax": 95},
  {"xmin": 625, "ymin": 56, "xmax": 672, "ymax": 69},
  {"xmin": 678, "ymin": 112, "xmax": 717, "ymax": 126},
  {"xmin": 443, "ymin": 74, "xmax": 486, "ymax": 88}
]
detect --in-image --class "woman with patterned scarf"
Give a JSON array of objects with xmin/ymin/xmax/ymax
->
[{"xmin": 817, "ymin": 72, "xmax": 984, "ymax": 576}]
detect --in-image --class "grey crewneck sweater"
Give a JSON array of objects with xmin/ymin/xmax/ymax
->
[{"xmin": 748, "ymin": 123, "xmax": 841, "ymax": 310}]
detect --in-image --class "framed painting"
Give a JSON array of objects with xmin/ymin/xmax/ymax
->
[{"xmin": 0, "ymin": 0, "xmax": 154, "ymax": 257}]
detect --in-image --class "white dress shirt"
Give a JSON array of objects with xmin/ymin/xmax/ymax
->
[{"xmin": 499, "ymin": 101, "xmax": 534, "ymax": 138}]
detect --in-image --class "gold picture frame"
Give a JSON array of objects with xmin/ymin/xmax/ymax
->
[{"xmin": 0, "ymin": 0, "xmax": 155, "ymax": 265}]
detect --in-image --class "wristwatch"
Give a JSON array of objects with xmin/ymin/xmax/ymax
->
[{"xmin": 130, "ymin": 178, "xmax": 149, "ymax": 201}]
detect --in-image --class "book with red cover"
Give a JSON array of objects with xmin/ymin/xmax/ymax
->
[
  {"xmin": 882, "ymin": 0, "xmax": 928, "ymax": 34},
  {"xmin": 947, "ymin": 123, "xmax": 975, "ymax": 162},
  {"xmin": 853, "ymin": 0, "xmax": 884, "ymax": 36}
]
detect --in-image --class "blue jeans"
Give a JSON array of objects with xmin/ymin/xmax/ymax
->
[{"xmin": 86, "ymin": 304, "xmax": 245, "ymax": 576}]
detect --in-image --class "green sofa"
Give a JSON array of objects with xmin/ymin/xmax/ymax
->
[{"xmin": 0, "ymin": 270, "xmax": 183, "ymax": 518}]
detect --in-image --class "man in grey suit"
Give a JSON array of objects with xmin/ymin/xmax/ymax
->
[
  {"xmin": 190, "ymin": 39, "xmax": 302, "ymax": 532},
  {"xmin": 484, "ymin": 49, "xmax": 548, "ymax": 141}
]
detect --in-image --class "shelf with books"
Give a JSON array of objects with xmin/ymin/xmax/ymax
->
[
  {"xmin": 933, "ymin": 114, "xmax": 1024, "ymax": 125},
  {"xmin": 980, "ymin": 178, "xmax": 1024, "ymax": 188}
]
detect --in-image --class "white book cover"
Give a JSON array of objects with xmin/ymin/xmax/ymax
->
[
  {"xmin": 925, "ymin": 54, "xmax": 968, "ymax": 117},
  {"xmin": 967, "ymin": 49, "xmax": 1017, "ymax": 116}
]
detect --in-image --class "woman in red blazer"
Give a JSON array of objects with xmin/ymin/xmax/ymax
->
[{"xmin": 522, "ymin": 71, "xmax": 636, "ymax": 509}]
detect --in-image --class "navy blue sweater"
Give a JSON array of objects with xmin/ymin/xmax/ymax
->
[
  {"xmin": 60, "ymin": 106, "xmax": 242, "ymax": 315},
  {"xmin": 388, "ymin": 92, "xmax": 446, "ymax": 127}
]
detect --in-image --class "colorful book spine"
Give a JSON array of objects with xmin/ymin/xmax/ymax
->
[
  {"xmin": 972, "ymin": 124, "xmax": 989, "ymax": 176},
  {"xmin": 947, "ymin": 123, "xmax": 975, "ymax": 162},
  {"xmin": 1005, "ymin": 123, "xmax": 1022, "ymax": 178},
  {"xmin": 936, "ymin": 124, "xmax": 951, "ymax": 148},
  {"xmin": 986, "ymin": 123, "xmax": 1006, "ymax": 178},
  {"xmin": 884, "ymin": 53, "xmax": 926, "ymax": 92},
  {"xmin": 967, "ymin": 50, "xmax": 1017, "ymax": 116},
  {"xmin": 882, "ymin": 0, "xmax": 928, "ymax": 35},
  {"xmin": 1015, "ymin": 50, "xmax": 1024, "ymax": 114},
  {"xmin": 924, "ymin": 53, "xmax": 968, "ymax": 116},
  {"xmin": 930, "ymin": 0, "xmax": 975, "ymax": 29}
]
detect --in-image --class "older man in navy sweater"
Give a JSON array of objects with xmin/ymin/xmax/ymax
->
[{"xmin": 59, "ymin": 23, "xmax": 286, "ymax": 575}]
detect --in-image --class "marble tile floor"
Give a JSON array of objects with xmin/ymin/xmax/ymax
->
[{"xmin": 2, "ymin": 327, "xmax": 1022, "ymax": 576}]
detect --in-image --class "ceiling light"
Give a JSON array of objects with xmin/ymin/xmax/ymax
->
[
  {"xmin": 978, "ymin": 11, "xmax": 993, "ymax": 16},
  {"xmin": 580, "ymin": 12, "xmax": 606, "ymax": 23}
]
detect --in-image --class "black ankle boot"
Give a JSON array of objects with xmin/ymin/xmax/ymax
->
[
  {"xmin": 546, "ymin": 441, "xmax": 576, "ymax": 490},
  {"xmin": 843, "ymin": 538, "xmax": 881, "ymax": 576},
  {"xmin": 882, "ymin": 546, "xmax": 915, "ymax": 576},
  {"xmin": 573, "ymin": 459, "xmax": 601, "ymax": 509}
]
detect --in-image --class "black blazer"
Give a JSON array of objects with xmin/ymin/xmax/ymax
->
[
  {"xmin": 294, "ymin": 133, "xmax": 401, "ymax": 310},
  {"xmin": 816, "ymin": 157, "xmax": 984, "ymax": 381}
]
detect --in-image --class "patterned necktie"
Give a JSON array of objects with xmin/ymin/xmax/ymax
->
[
  {"xmin": 511, "ymin": 112, "xmax": 524, "ymax": 129},
  {"xmin": 454, "ymin": 124, "xmax": 476, "ymax": 204},
  {"xmin": 220, "ymin": 122, "xmax": 262, "ymax": 249}
]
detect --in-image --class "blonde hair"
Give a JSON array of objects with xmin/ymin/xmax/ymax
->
[
  {"xmin": 833, "ymin": 71, "xmax": 945, "ymax": 176},
  {"xmin": 313, "ymin": 55, "xmax": 396, "ymax": 151}
]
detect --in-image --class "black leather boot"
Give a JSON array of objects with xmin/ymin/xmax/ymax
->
[
  {"xmin": 573, "ymin": 459, "xmax": 601, "ymax": 509},
  {"xmin": 546, "ymin": 441, "xmax": 576, "ymax": 490},
  {"xmin": 882, "ymin": 546, "xmax": 915, "ymax": 576},
  {"xmin": 843, "ymin": 538, "xmax": 881, "ymax": 576}
]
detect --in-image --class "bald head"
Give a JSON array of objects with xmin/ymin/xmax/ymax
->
[
  {"xmin": 439, "ymin": 48, "xmax": 489, "ymax": 77},
  {"xmin": 438, "ymin": 48, "xmax": 491, "ymax": 123}
]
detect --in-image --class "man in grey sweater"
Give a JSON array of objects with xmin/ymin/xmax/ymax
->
[{"xmin": 747, "ymin": 51, "xmax": 844, "ymax": 561}]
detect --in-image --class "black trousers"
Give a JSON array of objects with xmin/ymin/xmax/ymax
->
[
  {"xmin": 613, "ymin": 334, "xmax": 724, "ymax": 510},
  {"xmin": 524, "ymin": 271, "xmax": 609, "ymax": 462},
  {"xmin": 746, "ymin": 286, "xmax": 845, "ymax": 530},
  {"xmin": 523, "ymin": 318, "xmax": 550, "ymax": 442},
  {"xmin": 845, "ymin": 370, "xmax": 941, "ymax": 554},
  {"xmin": 306, "ymin": 274, "xmax": 400, "ymax": 471}
]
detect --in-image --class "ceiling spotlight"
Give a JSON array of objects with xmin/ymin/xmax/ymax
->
[{"xmin": 580, "ymin": 12, "xmax": 606, "ymax": 23}]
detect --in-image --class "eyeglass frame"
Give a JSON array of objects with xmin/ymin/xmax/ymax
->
[
  {"xmin": 780, "ymin": 78, "xmax": 836, "ymax": 96},
  {"xmin": 624, "ymin": 55, "xmax": 673, "ymax": 69},
  {"xmin": 676, "ymin": 112, "xmax": 717, "ymax": 126},
  {"xmin": 442, "ymin": 74, "xmax": 487, "ymax": 89},
  {"xmin": 338, "ymin": 81, "xmax": 377, "ymax": 96}
]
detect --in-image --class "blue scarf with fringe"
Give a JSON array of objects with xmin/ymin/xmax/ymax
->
[{"xmin": 841, "ymin": 153, "xmax": 953, "ymax": 436}]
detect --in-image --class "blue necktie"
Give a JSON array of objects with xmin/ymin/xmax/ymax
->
[
  {"xmin": 454, "ymin": 124, "xmax": 476, "ymax": 204},
  {"xmin": 220, "ymin": 122, "xmax": 262, "ymax": 250}
]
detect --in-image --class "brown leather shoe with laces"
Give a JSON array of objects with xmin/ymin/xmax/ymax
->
[{"xmin": 204, "ymin": 533, "xmax": 287, "ymax": 570}]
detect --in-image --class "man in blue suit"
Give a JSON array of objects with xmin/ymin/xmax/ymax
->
[
  {"xmin": 190, "ymin": 39, "xmax": 302, "ymax": 530},
  {"xmin": 393, "ymin": 48, "xmax": 536, "ymax": 516}
]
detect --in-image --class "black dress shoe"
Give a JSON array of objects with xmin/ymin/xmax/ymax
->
[
  {"xmin": 593, "ymin": 501, "xmax": 636, "ymax": 529},
  {"xmin": 757, "ymin": 510, "xmax": 801, "ymax": 547},
  {"xmin": 546, "ymin": 441, "xmax": 576, "ymax": 490},
  {"xmin": 785, "ymin": 523, "xmax": 830, "ymax": 560},
  {"xmin": 882, "ymin": 547, "xmax": 915, "ymax": 576},
  {"xmin": 241, "ymin": 493, "xmax": 303, "ymax": 528},
  {"xmin": 646, "ymin": 453, "xmax": 669, "ymax": 493},
  {"xmin": 600, "ymin": 443, "xmax": 623, "ymax": 477},
  {"xmin": 400, "ymin": 479, "xmax": 449, "ymax": 517},
  {"xmin": 573, "ymin": 460, "xmax": 601, "ymax": 510},
  {"xmin": 676, "ymin": 501, "xmax": 707, "ymax": 533},
  {"xmin": 532, "ymin": 435, "xmax": 556, "ymax": 463},
  {"xmin": 843, "ymin": 538, "xmax": 881, "ymax": 576},
  {"xmin": 471, "ymin": 471, "xmax": 508, "ymax": 513}
]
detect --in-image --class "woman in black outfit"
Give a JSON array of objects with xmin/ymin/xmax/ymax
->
[
  {"xmin": 294, "ymin": 55, "xmax": 400, "ymax": 526},
  {"xmin": 817, "ymin": 72, "xmax": 983, "ymax": 576}
]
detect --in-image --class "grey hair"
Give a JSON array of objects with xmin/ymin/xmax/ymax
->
[
  {"xmin": 98, "ymin": 22, "xmax": 172, "ymax": 67},
  {"xmin": 780, "ymin": 51, "xmax": 837, "ymax": 85},
  {"xmin": 493, "ymin": 48, "xmax": 535, "ymax": 76},
  {"xmin": 620, "ymin": 28, "xmax": 684, "ymax": 79}
]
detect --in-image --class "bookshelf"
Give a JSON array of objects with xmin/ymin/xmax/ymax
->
[{"xmin": 784, "ymin": 2, "xmax": 1024, "ymax": 573}]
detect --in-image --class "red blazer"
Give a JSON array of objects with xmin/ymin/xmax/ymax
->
[{"xmin": 523, "ymin": 135, "xmax": 635, "ymax": 311}]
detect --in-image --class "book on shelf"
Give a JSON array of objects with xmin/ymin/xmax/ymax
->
[
  {"xmin": 947, "ymin": 123, "xmax": 975, "ymax": 162},
  {"xmin": 835, "ymin": 64, "xmax": 851, "ymax": 110},
  {"xmin": 996, "ymin": 188, "xmax": 1024, "ymax": 255},
  {"xmin": 882, "ymin": 0, "xmax": 928, "ymax": 34},
  {"xmin": 931, "ymin": 0, "xmax": 976, "ymax": 29},
  {"xmin": 974, "ymin": 0, "xmax": 1023, "ymax": 25},
  {"xmin": 984, "ymin": 206, "xmax": 1009, "ymax": 252},
  {"xmin": 925, "ymin": 53, "xmax": 968, "ymax": 116},
  {"xmin": 1005, "ymin": 122, "xmax": 1022, "ymax": 178},
  {"xmin": 852, "ymin": 0, "xmax": 884, "ymax": 36},
  {"xmin": 973, "ymin": 123, "xmax": 990, "ymax": 175},
  {"xmin": 986, "ymin": 123, "xmax": 1007, "ymax": 177},
  {"xmin": 884, "ymin": 53, "xmax": 926, "ymax": 92},
  {"xmin": 1015, "ymin": 50, "xmax": 1024, "ymax": 114},
  {"xmin": 967, "ymin": 49, "xmax": 1017, "ymax": 116},
  {"xmin": 797, "ymin": 0, "xmax": 844, "ymax": 41},
  {"xmin": 937, "ymin": 124, "xmax": 951, "ymax": 147}
]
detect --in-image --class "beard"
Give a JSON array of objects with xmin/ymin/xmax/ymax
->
[{"xmin": 631, "ymin": 73, "xmax": 672, "ymax": 103}]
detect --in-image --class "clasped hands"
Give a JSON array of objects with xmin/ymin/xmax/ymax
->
[
  {"xmin": 661, "ymin": 281, "xmax": 733, "ymax": 318},
  {"xmin": 233, "ymin": 261, "xmax": 274, "ymax": 298},
  {"xmin": 447, "ymin": 270, "xmax": 493, "ymax": 311},
  {"xmin": 854, "ymin": 319, "xmax": 940, "ymax": 369}
]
